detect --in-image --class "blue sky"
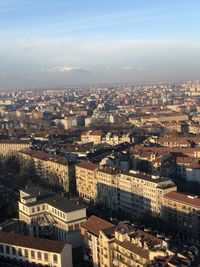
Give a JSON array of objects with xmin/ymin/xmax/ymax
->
[{"xmin": 0, "ymin": 0, "xmax": 200, "ymax": 88}]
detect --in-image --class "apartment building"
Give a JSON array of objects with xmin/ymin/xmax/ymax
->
[
  {"xmin": 0, "ymin": 231, "xmax": 72, "ymax": 267},
  {"xmin": 76, "ymin": 160, "xmax": 176, "ymax": 217},
  {"xmin": 157, "ymin": 136, "xmax": 191, "ymax": 148},
  {"xmin": 76, "ymin": 161, "xmax": 99, "ymax": 201},
  {"xmin": 176, "ymin": 157, "xmax": 200, "ymax": 183},
  {"xmin": 163, "ymin": 191, "xmax": 200, "ymax": 244},
  {"xmin": 81, "ymin": 130, "xmax": 102, "ymax": 145},
  {"xmin": 102, "ymin": 132, "xmax": 131, "ymax": 146},
  {"xmin": 81, "ymin": 130, "xmax": 131, "ymax": 146},
  {"xmin": 0, "ymin": 140, "xmax": 30, "ymax": 159},
  {"xmin": 129, "ymin": 114, "xmax": 189, "ymax": 125},
  {"xmin": 59, "ymin": 116, "xmax": 77, "ymax": 129},
  {"xmin": 132, "ymin": 144, "xmax": 200, "ymax": 159},
  {"xmin": 82, "ymin": 217, "xmax": 192, "ymax": 267},
  {"xmin": 18, "ymin": 149, "xmax": 74, "ymax": 192},
  {"xmin": 97, "ymin": 169, "xmax": 176, "ymax": 217},
  {"xmin": 97, "ymin": 167, "xmax": 120, "ymax": 211},
  {"xmin": 188, "ymin": 123, "xmax": 200, "ymax": 134},
  {"xmin": 18, "ymin": 186, "xmax": 86, "ymax": 249},
  {"xmin": 147, "ymin": 114, "xmax": 189, "ymax": 123},
  {"xmin": 162, "ymin": 122, "xmax": 182, "ymax": 133},
  {"xmin": 81, "ymin": 215, "xmax": 115, "ymax": 267}
]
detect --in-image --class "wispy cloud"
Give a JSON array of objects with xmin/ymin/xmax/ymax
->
[{"xmin": 0, "ymin": 5, "xmax": 173, "ymax": 36}]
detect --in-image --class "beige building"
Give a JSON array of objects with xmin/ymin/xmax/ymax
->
[
  {"xmin": 162, "ymin": 122, "xmax": 182, "ymax": 133},
  {"xmin": 60, "ymin": 116, "xmax": 77, "ymax": 129},
  {"xmin": 188, "ymin": 123, "xmax": 200, "ymax": 134},
  {"xmin": 82, "ymin": 217, "xmax": 191, "ymax": 267},
  {"xmin": 18, "ymin": 186, "xmax": 86, "ymax": 249},
  {"xmin": 81, "ymin": 130, "xmax": 102, "ymax": 145},
  {"xmin": 18, "ymin": 149, "xmax": 74, "ymax": 192},
  {"xmin": 0, "ymin": 231, "xmax": 72, "ymax": 267},
  {"xmin": 102, "ymin": 132, "xmax": 131, "ymax": 146},
  {"xmin": 157, "ymin": 136, "xmax": 191, "ymax": 148},
  {"xmin": 76, "ymin": 161, "xmax": 176, "ymax": 217},
  {"xmin": 76, "ymin": 161, "xmax": 99, "ymax": 201},
  {"xmin": 129, "ymin": 114, "xmax": 188, "ymax": 125},
  {"xmin": 0, "ymin": 140, "xmax": 30, "ymax": 159},
  {"xmin": 97, "ymin": 169, "xmax": 176, "ymax": 217},
  {"xmin": 81, "ymin": 215, "xmax": 115, "ymax": 267},
  {"xmin": 81, "ymin": 130, "xmax": 131, "ymax": 146},
  {"xmin": 163, "ymin": 191, "xmax": 200, "ymax": 244}
]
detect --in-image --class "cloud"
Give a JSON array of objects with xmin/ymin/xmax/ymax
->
[
  {"xmin": 42, "ymin": 66, "xmax": 90, "ymax": 74},
  {"xmin": 106, "ymin": 66, "xmax": 145, "ymax": 72},
  {"xmin": 0, "ymin": 38, "xmax": 200, "ymax": 88},
  {"xmin": 0, "ymin": 4, "xmax": 173, "ymax": 35}
]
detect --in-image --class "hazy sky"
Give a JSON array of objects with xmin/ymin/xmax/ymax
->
[{"xmin": 0, "ymin": 0, "xmax": 200, "ymax": 88}]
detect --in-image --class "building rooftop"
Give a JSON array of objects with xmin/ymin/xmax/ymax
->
[
  {"xmin": 21, "ymin": 186, "xmax": 47, "ymax": 197},
  {"xmin": 0, "ymin": 140, "xmax": 30, "ymax": 144},
  {"xmin": 0, "ymin": 232, "xmax": 66, "ymax": 253},
  {"xmin": 114, "ymin": 239, "xmax": 150, "ymax": 260},
  {"xmin": 81, "ymin": 215, "xmax": 114, "ymax": 237},
  {"xmin": 20, "ymin": 187, "xmax": 85, "ymax": 213},
  {"xmin": 164, "ymin": 191, "xmax": 200, "ymax": 208},
  {"xmin": 19, "ymin": 149, "xmax": 69, "ymax": 166},
  {"xmin": 76, "ymin": 161, "xmax": 98, "ymax": 171},
  {"xmin": 123, "ymin": 170, "xmax": 174, "ymax": 185}
]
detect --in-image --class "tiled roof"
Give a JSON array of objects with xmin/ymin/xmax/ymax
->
[
  {"xmin": 0, "ymin": 232, "xmax": 66, "ymax": 253},
  {"xmin": 76, "ymin": 161, "xmax": 98, "ymax": 171},
  {"xmin": 19, "ymin": 149, "xmax": 68, "ymax": 165},
  {"xmin": 176, "ymin": 157, "xmax": 196, "ymax": 164},
  {"xmin": 0, "ymin": 140, "xmax": 30, "ymax": 144},
  {"xmin": 98, "ymin": 167, "xmax": 120, "ymax": 175},
  {"xmin": 81, "ymin": 215, "xmax": 114, "ymax": 237},
  {"xmin": 186, "ymin": 162, "xmax": 200, "ymax": 169},
  {"xmin": 164, "ymin": 191, "xmax": 200, "ymax": 208},
  {"xmin": 114, "ymin": 239, "xmax": 150, "ymax": 260}
]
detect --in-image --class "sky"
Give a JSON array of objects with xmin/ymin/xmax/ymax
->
[{"xmin": 0, "ymin": 0, "xmax": 200, "ymax": 89}]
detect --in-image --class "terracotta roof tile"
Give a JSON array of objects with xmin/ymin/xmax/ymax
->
[
  {"xmin": 164, "ymin": 191, "xmax": 200, "ymax": 208},
  {"xmin": 114, "ymin": 239, "xmax": 150, "ymax": 260},
  {"xmin": 76, "ymin": 161, "xmax": 98, "ymax": 171},
  {"xmin": 81, "ymin": 215, "xmax": 114, "ymax": 237},
  {"xmin": 0, "ymin": 232, "xmax": 66, "ymax": 253}
]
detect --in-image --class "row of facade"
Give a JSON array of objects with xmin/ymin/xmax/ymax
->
[
  {"xmin": 76, "ymin": 162, "xmax": 200, "ymax": 244},
  {"xmin": 0, "ymin": 142, "xmax": 75, "ymax": 193},
  {"xmin": 18, "ymin": 149, "xmax": 75, "ymax": 192},
  {"xmin": 81, "ymin": 215, "xmax": 198, "ymax": 267},
  {"xmin": 81, "ymin": 130, "xmax": 132, "ymax": 145},
  {"xmin": 76, "ymin": 161, "xmax": 177, "ymax": 216},
  {"xmin": 0, "ymin": 231, "xmax": 72, "ymax": 267}
]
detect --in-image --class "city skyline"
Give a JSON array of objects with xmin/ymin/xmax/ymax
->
[{"xmin": 0, "ymin": 0, "xmax": 200, "ymax": 88}]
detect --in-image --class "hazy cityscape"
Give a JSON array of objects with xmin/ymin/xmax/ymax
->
[{"xmin": 0, "ymin": 1, "xmax": 200, "ymax": 267}]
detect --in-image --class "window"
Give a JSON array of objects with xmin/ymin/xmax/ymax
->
[
  {"xmin": 68, "ymin": 225, "xmax": 73, "ymax": 231},
  {"xmin": 0, "ymin": 245, "xmax": 4, "ymax": 253},
  {"xmin": 31, "ymin": 250, "xmax": 35, "ymax": 259},
  {"xmin": 12, "ymin": 247, "xmax": 16, "ymax": 255},
  {"xmin": 32, "ymin": 208, "xmax": 35, "ymax": 213},
  {"xmin": 38, "ymin": 251, "xmax": 42, "ymax": 260},
  {"xmin": 53, "ymin": 254, "xmax": 58, "ymax": 263},
  {"xmin": 75, "ymin": 224, "xmax": 79, "ymax": 230},
  {"xmin": 44, "ymin": 253, "xmax": 48, "ymax": 261},
  {"xmin": 6, "ymin": 246, "xmax": 10, "ymax": 254},
  {"xmin": 25, "ymin": 249, "xmax": 28, "ymax": 258},
  {"xmin": 37, "ymin": 206, "xmax": 40, "ymax": 212},
  {"xmin": 18, "ymin": 248, "xmax": 22, "ymax": 256}
]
